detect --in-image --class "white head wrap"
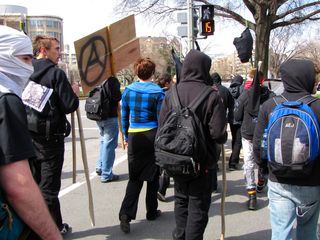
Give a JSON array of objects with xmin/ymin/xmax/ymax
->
[{"xmin": 0, "ymin": 25, "xmax": 34, "ymax": 97}]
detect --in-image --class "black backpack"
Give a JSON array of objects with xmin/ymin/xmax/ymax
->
[
  {"xmin": 85, "ymin": 80, "xmax": 111, "ymax": 121},
  {"xmin": 155, "ymin": 85, "xmax": 212, "ymax": 179}
]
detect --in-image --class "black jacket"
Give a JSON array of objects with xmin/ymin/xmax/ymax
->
[
  {"xmin": 158, "ymin": 50, "xmax": 227, "ymax": 169},
  {"xmin": 229, "ymin": 75, "xmax": 244, "ymax": 125},
  {"xmin": 253, "ymin": 59, "xmax": 320, "ymax": 186},
  {"xmin": 234, "ymin": 85, "xmax": 274, "ymax": 140},
  {"xmin": 211, "ymin": 73, "xmax": 234, "ymax": 124},
  {"xmin": 102, "ymin": 76, "xmax": 122, "ymax": 118},
  {"xmin": 29, "ymin": 58, "xmax": 79, "ymax": 135}
]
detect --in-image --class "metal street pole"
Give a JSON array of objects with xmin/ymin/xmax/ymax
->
[{"xmin": 187, "ymin": 0, "xmax": 194, "ymax": 51}]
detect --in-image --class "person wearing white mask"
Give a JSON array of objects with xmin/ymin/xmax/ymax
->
[{"xmin": 0, "ymin": 25, "xmax": 62, "ymax": 240}]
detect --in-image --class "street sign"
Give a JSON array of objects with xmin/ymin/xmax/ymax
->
[{"xmin": 74, "ymin": 15, "xmax": 140, "ymax": 94}]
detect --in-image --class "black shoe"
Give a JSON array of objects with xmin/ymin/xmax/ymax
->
[
  {"xmin": 120, "ymin": 215, "xmax": 130, "ymax": 233},
  {"xmin": 96, "ymin": 168, "xmax": 102, "ymax": 176},
  {"xmin": 228, "ymin": 164, "xmax": 237, "ymax": 171},
  {"xmin": 60, "ymin": 223, "xmax": 71, "ymax": 235},
  {"xmin": 248, "ymin": 195, "xmax": 257, "ymax": 210},
  {"xmin": 146, "ymin": 210, "xmax": 162, "ymax": 221},
  {"xmin": 101, "ymin": 174, "xmax": 119, "ymax": 183},
  {"xmin": 157, "ymin": 192, "xmax": 166, "ymax": 202},
  {"xmin": 257, "ymin": 178, "xmax": 267, "ymax": 193}
]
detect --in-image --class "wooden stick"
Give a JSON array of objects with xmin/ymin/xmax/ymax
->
[
  {"xmin": 71, "ymin": 112, "xmax": 77, "ymax": 183},
  {"xmin": 76, "ymin": 108, "xmax": 95, "ymax": 226},
  {"xmin": 220, "ymin": 144, "xmax": 227, "ymax": 240}
]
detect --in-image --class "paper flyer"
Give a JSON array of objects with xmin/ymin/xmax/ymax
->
[{"xmin": 22, "ymin": 81, "xmax": 53, "ymax": 112}]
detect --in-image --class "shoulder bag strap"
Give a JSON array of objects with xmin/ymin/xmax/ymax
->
[
  {"xmin": 171, "ymin": 84, "xmax": 181, "ymax": 109},
  {"xmin": 188, "ymin": 87, "xmax": 213, "ymax": 111}
]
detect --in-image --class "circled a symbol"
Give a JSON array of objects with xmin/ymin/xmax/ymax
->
[{"xmin": 78, "ymin": 36, "xmax": 107, "ymax": 87}]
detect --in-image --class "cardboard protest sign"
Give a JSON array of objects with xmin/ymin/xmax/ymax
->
[{"xmin": 74, "ymin": 15, "xmax": 140, "ymax": 94}]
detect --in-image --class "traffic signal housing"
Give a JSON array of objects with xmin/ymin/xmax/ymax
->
[{"xmin": 200, "ymin": 5, "xmax": 214, "ymax": 36}]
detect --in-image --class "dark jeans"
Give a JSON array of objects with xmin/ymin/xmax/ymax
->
[
  {"xmin": 229, "ymin": 123, "xmax": 242, "ymax": 166},
  {"xmin": 119, "ymin": 176, "xmax": 159, "ymax": 220},
  {"xmin": 173, "ymin": 170, "xmax": 213, "ymax": 240},
  {"xmin": 29, "ymin": 136, "xmax": 65, "ymax": 229},
  {"xmin": 159, "ymin": 169, "xmax": 170, "ymax": 196}
]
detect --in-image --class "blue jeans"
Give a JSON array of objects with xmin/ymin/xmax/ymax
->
[
  {"xmin": 96, "ymin": 117, "xmax": 119, "ymax": 181},
  {"xmin": 268, "ymin": 180, "xmax": 320, "ymax": 240}
]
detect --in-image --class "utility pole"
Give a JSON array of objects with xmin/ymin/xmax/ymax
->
[{"xmin": 187, "ymin": 0, "xmax": 194, "ymax": 51}]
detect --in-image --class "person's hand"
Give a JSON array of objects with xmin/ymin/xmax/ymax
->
[
  {"xmin": 124, "ymin": 140, "xmax": 128, "ymax": 149},
  {"xmin": 72, "ymin": 82, "xmax": 80, "ymax": 96}
]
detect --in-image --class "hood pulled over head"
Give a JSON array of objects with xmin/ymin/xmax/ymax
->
[
  {"xmin": 0, "ymin": 25, "xmax": 33, "ymax": 97},
  {"xmin": 211, "ymin": 72, "xmax": 222, "ymax": 85},
  {"xmin": 280, "ymin": 58, "xmax": 315, "ymax": 94},
  {"xmin": 230, "ymin": 75, "xmax": 244, "ymax": 87},
  {"xmin": 180, "ymin": 50, "xmax": 211, "ymax": 84}
]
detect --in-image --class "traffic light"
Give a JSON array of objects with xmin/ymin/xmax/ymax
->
[
  {"xmin": 193, "ymin": 9, "xmax": 199, "ymax": 37},
  {"xmin": 200, "ymin": 5, "xmax": 214, "ymax": 36}
]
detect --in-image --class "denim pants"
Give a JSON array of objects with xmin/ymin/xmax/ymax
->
[
  {"xmin": 242, "ymin": 138, "xmax": 257, "ymax": 189},
  {"xmin": 268, "ymin": 180, "xmax": 320, "ymax": 240},
  {"xmin": 96, "ymin": 117, "xmax": 119, "ymax": 181}
]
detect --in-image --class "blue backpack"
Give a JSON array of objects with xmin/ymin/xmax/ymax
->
[{"xmin": 262, "ymin": 95, "xmax": 320, "ymax": 178}]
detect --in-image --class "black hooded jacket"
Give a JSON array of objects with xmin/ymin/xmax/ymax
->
[
  {"xmin": 158, "ymin": 50, "xmax": 227, "ymax": 169},
  {"xmin": 234, "ymin": 85, "xmax": 274, "ymax": 140},
  {"xmin": 211, "ymin": 73, "xmax": 234, "ymax": 124},
  {"xmin": 253, "ymin": 59, "xmax": 320, "ymax": 186},
  {"xmin": 29, "ymin": 58, "xmax": 79, "ymax": 135}
]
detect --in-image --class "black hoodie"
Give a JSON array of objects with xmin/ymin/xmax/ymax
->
[
  {"xmin": 158, "ymin": 50, "xmax": 227, "ymax": 169},
  {"xmin": 253, "ymin": 59, "xmax": 320, "ymax": 186},
  {"xmin": 29, "ymin": 58, "xmax": 79, "ymax": 136}
]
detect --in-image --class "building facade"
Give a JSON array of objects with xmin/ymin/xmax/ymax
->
[{"xmin": 0, "ymin": 4, "xmax": 64, "ymax": 51}]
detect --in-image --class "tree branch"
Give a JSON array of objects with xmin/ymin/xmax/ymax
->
[
  {"xmin": 213, "ymin": 4, "xmax": 255, "ymax": 29},
  {"xmin": 276, "ymin": 1, "xmax": 320, "ymax": 20},
  {"xmin": 273, "ymin": 9, "xmax": 320, "ymax": 29}
]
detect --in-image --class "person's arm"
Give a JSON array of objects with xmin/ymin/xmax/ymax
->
[
  {"xmin": 208, "ymin": 94, "xmax": 228, "ymax": 144},
  {"xmin": 55, "ymin": 69, "xmax": 79, "ymax": 114},
  {"xmin": 121, "ymin": 89, "xmax": 130, "ymax": 142},
  {"xmin": 233, "ymin": 91, "xmax": 245, "ymax": 122},
  {"xmin": 0, "ymin": 160, "xmax": 62, "ymax": 240},
  {"xmin": 253, "ymin": 103, "xmax": 269, "ymax": 170}
]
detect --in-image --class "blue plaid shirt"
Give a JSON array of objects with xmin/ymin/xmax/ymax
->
[{"xmin": 121, "ymin": 82, "xmax": 164, "ymax": 141}]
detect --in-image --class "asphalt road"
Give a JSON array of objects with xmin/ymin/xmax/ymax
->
[{"xmin": 59, "ymin": 100, "xmax": 274, "ymax": 240}]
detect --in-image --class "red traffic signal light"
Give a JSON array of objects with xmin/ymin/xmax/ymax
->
[{"xmin": 201, "ymin": 20, "xmax": 214, "ymax": 36}]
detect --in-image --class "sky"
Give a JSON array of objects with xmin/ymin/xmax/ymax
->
[{"xmin": 3, "ymin": 0, "xmax": 244, "ymax": 55}]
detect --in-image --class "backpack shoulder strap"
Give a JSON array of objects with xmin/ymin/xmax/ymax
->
[
  {"xmin": 273, "ymin": 95, "xmax": 287, "ymax": 105},
  {"xmin": 297, "ymin": 95, "xmax": 317, "ymax": 105},
  {"xmin": 188, "ymin": 87, "xmax": 213, "ymax": 111},
  {"xmin": 171, "ymin": 84, "xmax": 181, "ymax": 109}
]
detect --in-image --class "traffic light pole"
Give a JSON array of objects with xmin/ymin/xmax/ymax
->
[{"xmin": 187, "ymin": 0, "xmax": 194, "ymax": 51}]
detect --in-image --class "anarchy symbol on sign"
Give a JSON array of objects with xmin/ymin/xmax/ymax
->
[{"xmin": 78, "ymin": 36, "xmax": 108, "ymax": 87}]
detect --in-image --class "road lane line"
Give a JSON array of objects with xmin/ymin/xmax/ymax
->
[{"xmin": 59, "ymin": 154, "xmax": 127, "ymax": 197}]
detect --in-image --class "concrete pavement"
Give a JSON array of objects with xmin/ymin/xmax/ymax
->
[{"xmin": 59, "ymin": 100, "xmax": 272, "ymax": 240}]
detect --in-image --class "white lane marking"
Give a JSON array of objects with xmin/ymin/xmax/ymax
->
[{"xmin": 58, "ymin": 154, "xmax": 127, "ymax": 198}]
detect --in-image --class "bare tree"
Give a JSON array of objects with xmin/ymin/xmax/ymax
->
[
  {"xmin": 269, "ymin": 26, "xmax": 305, "ymax": 78},
  {"xmin": 114, "ymin": 0, "xmax": 320, "ymax": 75}
]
